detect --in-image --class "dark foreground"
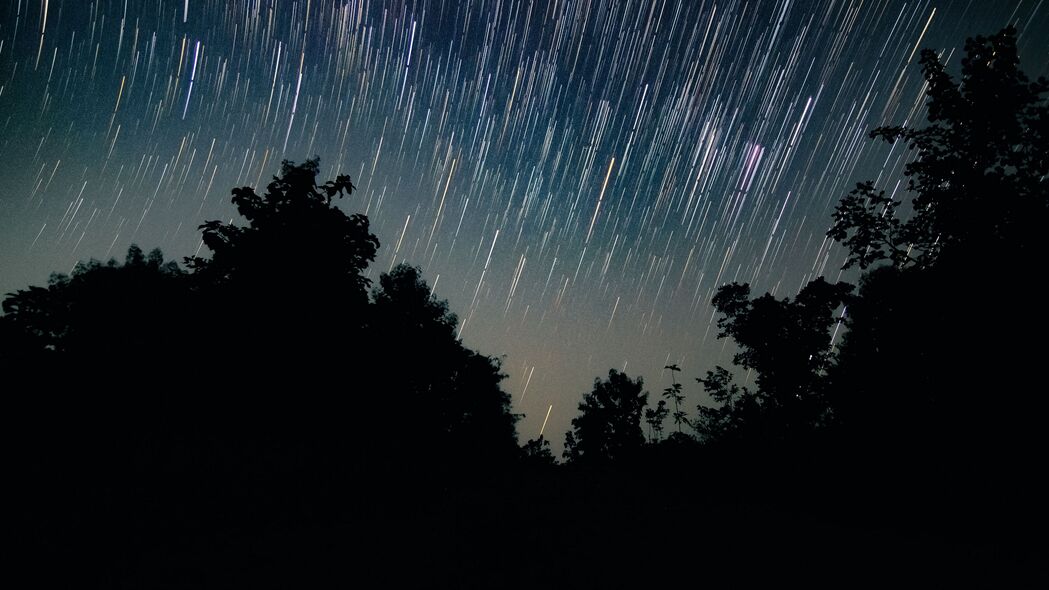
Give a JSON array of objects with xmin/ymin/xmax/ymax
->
[{"xmin": 14, "ymin": 444, "xmax": 1046, "ymax": 588}]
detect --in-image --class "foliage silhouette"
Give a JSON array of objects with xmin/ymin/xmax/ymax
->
[
  {"xmin": 3, "ymin": 158, "xmax": 524, "ymax": 584},
  {"xmin": 826, "ymin": 26, "xmax": 1048, "ymax": 445},
  {"xmin": 829, "ymin": 27, "xmax": 1048, "ymax": 271},
  {"xmin": 185, "ymin": 158, "xmax": 380, "ymax": 374},
  {"xmin": 370, "ymin": 263, "xmax": 519, "ymax": 469},
  {"xmin": 1, "ymin": 246, "xmax": 185, "ymax": 360},
  {"xmin": 644, "ymin": 398, "xmax": 669, "ymax": 442},
  {"xmin": 520, "ymin": 435, "xmax": 557, "ymax": 466},
  {"xmin": 563, "ymin": 369, "xmax": 648, "ymax": 463},
  {"xmin": 694, "ymin": 366, "xmax": 757, "ymax": 444},
  {"xmin": 661, "ymin": 363, "xmax": 690, "ymax": 434},
  {"xmin": 821, "ymin": 26, "xmax": 1048, "ymax": 551},
  {"xmin": 1, "ymin": 245, "xmax": 202, "ymax": 583},
  {"xmin": 696, "ymin": 277, "xmax": 852, "ymax": 443},
  {"xmin": 5, "ymin": 26, "xmax": 1048, "ymax": 585},
  {"xmin": 188, "ymin": 157, "xmax": 378, "ymax": 297}
]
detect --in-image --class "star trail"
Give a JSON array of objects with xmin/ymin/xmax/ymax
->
[{"xmin": 1, "ymin": 1, "xmax": 1046, "ymax": 451}]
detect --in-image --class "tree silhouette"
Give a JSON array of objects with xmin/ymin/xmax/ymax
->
[
  {"xmin": 826, "ymin": 27, "xmax": 1048, "ymax": 439},
  {"xmin": 189, "ymin": 158, "xmax": 378, "ymax": 285},
  {"xmin": 698, "ymin": 277, "xmax": 852, "ymax": 442},
  {"xmin": 563, "ymin": 369, "xmax": 648, "ymax": 463},
  {"xmin": 694, "ymin": 366, "xmax": 757, "ymax": 443},
  {"xmin": 186, "ymin": 158, "xmax": 379, "ymax": 342},
  {"xmin": 372, "ymin": 263, "xmax": 458, "ymax": 336},
  {"xmin": 644, "ymin": 399, "xmax": 669, "ymax": 443},
  {"xmin": 823, "ymin": 27, "xmax": 1048, "ymax": 545},
  {"xmin": 520, "ymin": 435, "xmax": 557, "ymax": 466},
  {"xmin": 3, "ymin": 158, "xmax": 532, "ymax": 585},
  {"xmin": 370, "ymin": 263, "xmax": 519, "ymax": 468},
  {"xmin": 1, "ymin": 245, "xmax": 196, "ymax": 581},
  {"xmin": 1, "ymin": 245, "xmax": 186, "ymax": 363},
  {"xmin": 829, "ymin": 27, "xmax": 1048, "ymax": 271}
]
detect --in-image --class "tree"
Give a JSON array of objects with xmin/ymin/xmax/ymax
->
[
  {"xmin": 700, "ymin": 277, "xmax": 852, "ymax": 442},
  {"xmin": 563, "ymin": 370, "xmax": 648, "ymax": 463},
  {"xmin": 823, "ymin": 28, "xmax": 1048, "ymax": 538},
  {"xmin": 4, "ymin": 156, "xmax": 530, "ymax": 584},
  {"xmin": 520, "ymin": 436, "xmax": 557, "ymax": 466},
  {"xmin": 1, "ymin": 245, "xmax": 193, "ymax": 572},
  {"xmin": 1, "ymin": 245, "xmax": 186, "ymax": 363},
  {"xmin": 372, "ymin": 263, "xmax": 458, "ymax": 338},
  {"xmin": 826, "ymin": 26, "xmax": 1048, "ymax": 438},
  {"xmin": 644, "ymin": 400, "xmax": 669, "ymax": 443},
  {"xmin": 187, "ymin": 158, "xmax": 379, "ymax": 320},
  {"xmin": 180, "ymin": 158, "xmax": 382, "ymax": 412},
  {"xmin": 369, "ymin": 263, "xmax": 519, "ymax": 468},
  {"xmin": 829, "ymin": 27, "xmax": 1048, "ymax": 272},
  {"xmin": 694, "ymin": 366, "xmax": 758, "ymax": 444}
]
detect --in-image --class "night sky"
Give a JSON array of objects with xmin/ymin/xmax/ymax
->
[{"xmin": 2, "ymin": 1, "xmax": 1047, "ymax": 452}]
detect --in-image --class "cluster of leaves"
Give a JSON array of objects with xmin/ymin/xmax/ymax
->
[
  {"xmin": 187, "ymin": 158, "xmax": 379, "ymax": 311},
  {"xmin": 712, "ymin": 279, "xmax": 851, "ymax": 414},
  {"xmin": 0, "ymin": 245, "xmax": 186, "ymax": 360}
]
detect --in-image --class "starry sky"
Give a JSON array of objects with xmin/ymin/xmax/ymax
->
[{"xmin": 2, "ymin": 1, "xmax": 1047, "ymax": 452}]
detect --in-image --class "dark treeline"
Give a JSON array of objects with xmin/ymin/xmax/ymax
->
[
  {"xmin": 4, "ymin": 158, "xmax": 523, "ymax": 585},
  {"xmin": 555, "ymin": 27, "xmax": 1048, "ymax": 585},
  {"xmin": 5, "ymin": 28, "xmax": 1047, "ymax": 586}
]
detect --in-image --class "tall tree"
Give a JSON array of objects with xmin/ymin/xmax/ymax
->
[
  {"xmin": 829, "ymin": 27, "xmax": 1048, "ymax": 272},
  {"xmin": 4, "ymin": 157, "xmax": 529, "ymax": 585},
  {"xmin": 187, "ymin": 158, "xmax": 379, "ymax": 332},
  {"xmin": 370, "ymin": 263, "xmax": 519, "ymax": 468},
  {"xmin": 563, "ymin": 370, "xmax": 648, "ymax": 463},
  {"xmin": 698, "ymin": 277, "xmax": 852, "ymax": 442},
  {"xmin": 825, "ymin": 28, "xmax": 1048, "ymax": 537},
  {"xmin": 182, "ymin": 158, "xmax": 381, "ymax": 415},
  {"xmin": 827, "ymin": 27, "xmax": 1048, "ymax": 436}
]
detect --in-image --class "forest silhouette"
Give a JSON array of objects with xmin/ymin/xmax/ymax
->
[{"xmin": 4, "ymin": 27, "xmax": 1046, "ymax": 586}]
